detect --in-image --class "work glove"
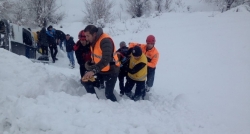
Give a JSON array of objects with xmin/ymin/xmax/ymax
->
[
  {"xmin": 85, "ymin": 61, "xmax": 93, "ymax": 71},
  {"xmin": 81, "ymin": 76, "xmax": 95, "ymax": 82},
  {"xmin": 145, "ymin": 85, "xmax": 151, "ymax": 92}
]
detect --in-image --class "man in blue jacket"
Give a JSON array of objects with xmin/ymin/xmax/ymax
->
[{"xmin": 46, "ymin": 25, "xmax": 58, "ymax": 63}]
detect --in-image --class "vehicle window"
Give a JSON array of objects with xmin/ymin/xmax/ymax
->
[{"xmin": 23, "ymin": 28, "xmax": 32, "ymax": 46}]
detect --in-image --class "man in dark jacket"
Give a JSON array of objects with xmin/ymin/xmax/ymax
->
[
  {"xmin": 55, "ymin": 29, "xmax": 66, "ymax": 51},
  {"xmin": 82, "ymin": 25, "xmax": 120, "ymax": 102},
  {"xmin": 65, "ymin": 34, "xmax": 75, "ymax": 68},
  {"xmin": 46, "ymin": 25, "xmax": 58, "ymax": 63},
  {"xmin": 74, "ymin": 30, "xmax": 97, "ymax": 95},
  {"xmin": 116, "ymin": 41, "xmax": 129, "ymax": 96},
  {"xmin": 38, "ymin": 27, "xmax": 49, "ymax": 56}
]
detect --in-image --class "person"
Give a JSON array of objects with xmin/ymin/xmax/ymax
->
[
  {"xmin": 82, "ymin": 25, "xmax": 120, "ymax": 102},
  {"xmin": 46, "ymin": 25, "xmax": 58, "ymax": 63},
  {"xmin": 116, "ymin": 41, "xmax": 129, "ymax": 96},
  {"xmin": 124, "ymin": 46, "xmax": 147, "ymax": 101},
  {"xmin": 65, "ymin": 34, "xmax": 75, "ymax": 68},
  {"xmin": 128, "ymin": 35, "xmax": 159, "ymax": 92},
  {"xmin": 38, "ymin": 28, "xmax": 48, "ymax": 56},
  {"xmin": 55, "ymin": 29, "xmax": 66, "ymax": 51},
  {"xmin": 74, "ymin": 30, "xmax": 96, "ymax": 94}
]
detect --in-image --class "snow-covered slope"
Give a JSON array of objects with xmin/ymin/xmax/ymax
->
[{"xmin": 1, "ymin": 3, "xmax": 250, "ymax": 134}]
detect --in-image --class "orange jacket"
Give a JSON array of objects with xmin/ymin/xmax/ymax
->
[
  {"xmin": 91, "ymin": 33, "xmax": 120, "ymax": 72},
  {"xmin": 129, "ymin": 42, "xmax": 159, "ymax": 68}
]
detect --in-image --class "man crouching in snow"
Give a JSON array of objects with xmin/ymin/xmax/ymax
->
[
  {"xmin": 124, "ymin": 46, "xmax": 147, "ymax": 101},
  {"xmin": 65, "ymin": 34, "xmax": 75, "ymax": 68}
]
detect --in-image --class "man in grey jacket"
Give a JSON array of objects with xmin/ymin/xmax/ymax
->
[{"xmin": 82, "ymin": 25, "xmax": 120, "ymax": 102}]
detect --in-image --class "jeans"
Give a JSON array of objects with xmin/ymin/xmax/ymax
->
[
  {"xmin": 146, "ymin": 67, "xmax": 156, "ymax": 87},
  {"xmin": 67, "ymin": 51, "xmax": 75, "ymax": 66}
]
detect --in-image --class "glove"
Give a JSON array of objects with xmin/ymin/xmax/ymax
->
[
  {"xmin": 85, "ymin": 61, "xmax": 93, "ymax": 71},
  {"xmin": 81, "ymin": 76, "xmax": 95, "ymax": 82},
  {"xmin": 146, "ymin": 85, "xmax": 151, "ymax": 92}
]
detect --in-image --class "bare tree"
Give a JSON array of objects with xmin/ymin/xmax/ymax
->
[
  {"xmin": 165, "ymin": 0, "xmax": 172, "ymax": 11},
  {"xmin": 154, "ymin": 0, "xmax": 164, "ymax": 13},
  {"xmin": 204, "ymin": 0, "xmax": 246, "ymax": 11},
  {"xmin": 11, "ymin": 0, "xmax": 28, "ymax": 25},
  {"xmin": 83, "ymin": 0, "xmax": 114, "ymax": 27},
  {"xmin": 0, "ymin": 0, "xmax": 14, "ymax": 20},
  {"xmin": 126, "ymin": 0, "xmax": 152, "ymax": 18},
  {"xmin": 24, "ymin": 0, "xmax": 65, "ymax": 27}
]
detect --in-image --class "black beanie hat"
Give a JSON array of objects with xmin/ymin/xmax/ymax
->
[{"xmin": 132, "ymin": 46, "xmax": 142, "ymax": 57}]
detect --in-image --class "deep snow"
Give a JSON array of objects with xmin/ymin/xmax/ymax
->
[{"xmin": 1, "ymin": 2, "xmax": 250, "ymax": 134}]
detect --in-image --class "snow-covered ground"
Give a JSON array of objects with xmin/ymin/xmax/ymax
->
[{"xmin": 1, "ymin": 2, "xmax": 250, "ymax": 134}]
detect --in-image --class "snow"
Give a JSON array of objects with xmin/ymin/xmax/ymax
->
[{"xmin": 1, "ymin": 1, "xmax": 250, "ymax": 134}]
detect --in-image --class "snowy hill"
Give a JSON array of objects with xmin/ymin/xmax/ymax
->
[{"xmin": 1, "ymin": 1, "xmax": 250, "ymax": 134}]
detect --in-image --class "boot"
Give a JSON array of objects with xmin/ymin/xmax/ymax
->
[
  {"xmin": 133, "ymin": 95, "xmax": 141, "ymax": 101},
  {"xmin": 99, "ymin": 84, "xmax": 105, "ymax": 90},
  {"xmin": 125, "ymin": 92, "xmax": 133, "ymax": 99}
]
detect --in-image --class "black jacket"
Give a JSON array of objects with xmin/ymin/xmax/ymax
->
[
  {"xmin": 74, "ymin": 40, "xmax": 92, "ymax": 66},
  {"xmin": 55, "ymin": 30, "xmax": 66, "ymax": 40},
  {"xmin": 65, "ymin": 37, "xmax": 75, "ymax": 52},
  {"xmin": 38, "ymin": 28, "xmax": 48, "ymax": 47}
]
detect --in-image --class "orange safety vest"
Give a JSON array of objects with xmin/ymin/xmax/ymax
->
[
  {"xmin": 129, "ymin": 42, "xmax": 159, "ymax": 68},
  {"xmin": 91, "ymin": 33, "xmax": 120, "ymax": 72}
]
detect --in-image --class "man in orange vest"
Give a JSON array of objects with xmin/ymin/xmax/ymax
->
[
  {"xmin": 128, "ymin": 35, "xmax": 159, "ymax": 92},
  {"xmin": 82, "ymin": 25, "xmax": 120, "ymax": 102}
]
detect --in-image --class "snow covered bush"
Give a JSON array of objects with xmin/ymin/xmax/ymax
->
[
  {"xmin": 165, "ymin": 0, "xmax": 173, "ymax": 11},
  {"xmin": 126, "ymin": 0, "xmax": 152, "ymax": 18},
  {"xmin": 83, "ymin": 0, "xmax": 115, "ymax": 28},
  {"xmin": 204, "ymin": 0, "xmax": 248, "ymax": 11},
  {"xmin": 0, "ymin": 0, "xmax": 14, "ymax": 20},
  {"xmin": 154, "ymin": 0, "xmax": 164, "ymax": 13},
  {"xmin": 24, "ymin": 0, "xmax": 65, "ymax": 27},
  {"xmin": 0, "ymin": 0, "xmax": 65, "ymax": 27}
]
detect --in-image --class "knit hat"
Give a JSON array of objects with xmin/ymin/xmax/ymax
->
[
  {"xmin": 132, "ymin": 46, "xmax": 142, "ymax": 57},
  {"xmin": 146, "ymin": 35, "xmax": 156, "ymax": 44},
  {"xmin": 120, "ymin": 41, "xmax": 126, "ymax": 47}
]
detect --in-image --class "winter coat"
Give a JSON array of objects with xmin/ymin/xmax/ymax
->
[
  {"xmin": 129, "ymin": 42, "xmax": 159, "ymax": 68},
  {"xmin": 87, "ymin": 28, "xmax": 120, "ymax": 75},
  {"xmin": 38, "ymin": 28, "xmax": 48, "ymax": 47},
  {"xmin": 46, "ymin": 29, "xmax": 56, "ymax": 47},
  {"xmin": 55, "ymin": 30, "xmax": 66, "ymax": 41},
  {"xmin": 74, "ymin": 40, "xmax": 92, "ymax": 66},
  {"xmin": 65, "ymin": 37, "xmax": 75, "ymax": 52}
]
